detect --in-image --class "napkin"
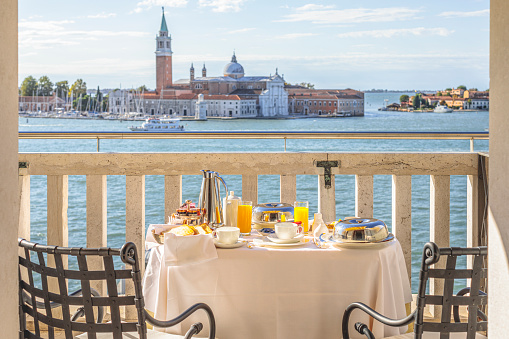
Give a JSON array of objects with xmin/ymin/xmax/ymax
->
[{"xmin": 163, "ymin": 232, "xmax": 218, "ymax": 266}]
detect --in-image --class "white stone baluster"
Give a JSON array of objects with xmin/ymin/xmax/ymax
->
[
  {"xmin": 47, "ymin": 175, "xmax": 69, "ymax": 302},
  {"xmin": 280, "ymin": 174, "xmax": 296, "ymax": 204},
  {"xmin": 392, "ymin": 175, "xmax": 412, "ymax": 285},
  {"xmin": 125, "ymin": 175, "xmax": 145, "ymax": 320},
  {"xmin": 318, "ymin": 175, "xmax": 336, "ymax": 222},
  {"xmin": 165, "ymin": 175, "xmax": 182, "ymax": 223},
  {"xmin": 242, "ymin": 174, "xmax": 258, "ymax": 204},
  {"xmin": 18, "ymin": 175, "xmax": 30, "ymax": 241},
  {"xmin": 430, "ymin": 174, "xmax": 450, "ymax": 318},
  {"xmin": 355, "ymin": 175, "xmax": 374, "ymax": 218},
  {"xmin": 86, "ymin": 175, "xmax": 108, "ymax": 295}
]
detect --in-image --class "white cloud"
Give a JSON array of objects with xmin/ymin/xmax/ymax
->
[
  {"xmin": 198, "ymin": 0, "xmax": 247, "ymax": 12},
  {"xmin": 87, "ymin": 12, "xmax": 117, "ymax": 19},
  {"xmin": 21, "ymin": 58, "xmax": 153, "ymax": 76},
  {"xmin": 337, "ymin": 27, "xmax": 454, "ymax": 38},
  {"xmin": 274, "ymin": 33, "xmax": 317, "ymax": 39},
  {"xmin": 19, "ymin": 20, "xmax": 149, "ymax": 50},
  {"xmin": 278, "ymin": 6, "xmax": 421, "ymax": 24},
  {"xmin": 132, "ymin": 0, "xmax": 188, "ymax": 13},
  {"xmin": 227, "ymin": 28, "xmax": 255, "ymax": 34},
  {"xmin": 438, "ymin": 9, "xmax": 489, "ymax": 18},
  {"xmin": 296, "ymin": 4, "xmax": 334, "ymax": 11}
]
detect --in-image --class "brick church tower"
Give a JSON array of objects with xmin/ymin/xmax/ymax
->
[{"xmin": 156, "ymin": 7, "xmax": 172, "ymax": 92}]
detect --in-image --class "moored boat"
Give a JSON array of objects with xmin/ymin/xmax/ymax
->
[{"xmin": 434, "ymin": 104, "xmax": 453, "ymax": 113}]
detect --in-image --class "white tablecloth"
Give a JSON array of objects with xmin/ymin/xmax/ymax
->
[{"xmin": 143, "ymin": 235, "xmax": 412, "ymax": 339}]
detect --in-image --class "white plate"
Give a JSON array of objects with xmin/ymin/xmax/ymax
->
[
  {"xmin": 331, "ymin": 237, "xmax": 395, "ymax": 249},
  {"xmin": 267, "ymin": 233, "xmax": 305, "ymax": 244},
  {"xmin": 250, "ymin": 239, "xmax": 308, "ymax": 248},
  {"xmin": 213, "ymin": 238, "xmax": 246, "ymax": 249}
]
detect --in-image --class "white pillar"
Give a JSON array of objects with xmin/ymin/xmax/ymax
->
[
  {"xmin": 0, "ymin": 0, "xmax": 19, "ymax": 335},
  {"xmin": 489, "ymin": 1, "xmax": 509, "ymax": 336}
]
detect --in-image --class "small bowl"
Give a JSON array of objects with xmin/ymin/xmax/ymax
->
[{"xmin": 152, "ymin": 230, "xmax": 165, "ymax": 244}]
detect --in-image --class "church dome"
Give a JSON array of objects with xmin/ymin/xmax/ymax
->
[{"xmin": 223, "ymin": 52, "xmax": 244, "ymax": 78}]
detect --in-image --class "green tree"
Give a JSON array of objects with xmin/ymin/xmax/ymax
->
[
  {"xmin": 20, "ymin": 76, "xmax": 38, "ymax": 96},
  {"xmin": 69, "ymin": 79, "xmax": 87, "ymax": 98},
  {"xmin": 296, "ymin": 82, "xmax": 315, "ymax": 89},
  {"xmin": 445, "ymin": 88, "xmax": 452, "ymax": 91},
  {"xmin": 38, "ymin": 76, "xmax": 53, "ymax": 96},
  {"xmin": 457, "ymin": 85, "xmax": 467, "ymax": 90},
  {"xmin": 55, "ymin": 81, "xmax": 69, "ymax": 99},
  {"xmin": 436, "ymin": 91, "xmax": 442, "ymax": 96},
  {"xmin": 137, "ymin": 85, "xmax": 148, "ymax": 92},
  {"xmin": 468, "ymin": 88, "xmax": 478, "ymax": 91},
  {"xmin": 412, "ymin": 94, "xmax": 421, "ymax": 109},
  {"xmin": 399, "ymin": 94, "xmax": 409, "ymax": 103}
]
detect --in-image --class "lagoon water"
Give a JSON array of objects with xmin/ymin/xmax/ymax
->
[{"xmin": 20, "ymin": 92, "xmax": 489, "ymax": 290}]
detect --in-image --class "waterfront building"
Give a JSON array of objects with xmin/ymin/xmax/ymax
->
[
  {"xmin": 423, "ymin": 89, "xmax": 489, "ymax": 110},
  {"xmin": 18, "ymin": 93, "xmax": 65, "ymax": 112},
  {"xmin": 107, "ymin": 9, "xmax": 362, "ymax": 118},
  {"xmin": 288, "ymin": 88, "xmax": 364, "ymax": 116}
]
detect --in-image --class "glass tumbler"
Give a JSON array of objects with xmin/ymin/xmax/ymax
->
[
  {"xmin": 237, "ymin": 201, "xmax": 253, "ymax": 235},
  {"xmin": 294, "ymin": 201, "xmax": 309, "ymax": 233}
]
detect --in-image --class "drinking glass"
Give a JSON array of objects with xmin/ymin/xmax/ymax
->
[
  {"xmin": 237, "ymin": 201, "xmax": 253, "ymax": 235},
  {"xmin": 294, "ymin": 201, "xmax": 309, "ymax": 233}
]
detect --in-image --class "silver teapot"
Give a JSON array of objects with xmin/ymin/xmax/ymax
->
[{"xmin": 198, "ymin": 170, "xmax": 228, "ymax": 227}]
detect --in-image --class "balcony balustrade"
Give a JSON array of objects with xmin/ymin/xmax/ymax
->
[{"xmin": 17, "ymin": 149, "xmax": 489, "ymax": 309}]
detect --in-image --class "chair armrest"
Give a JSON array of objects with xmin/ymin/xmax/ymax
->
[
  {"xmin": 144, "ymin": 303, "xmax": 216, "ymax": 339},
  {"xmin": 342, "ymin": 302, "xmax": 416, "ymax": 339},
  {"xmin": 453, "ymin": 287, "xmax": 487, "ymax": 323},
  {"xmin": 354, "ymin": 322, "xmax": 375, "ymax": 339}
]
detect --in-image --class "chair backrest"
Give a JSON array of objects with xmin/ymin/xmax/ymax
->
[
  {"xmin": 414, "ymin": 242, "xmax": 488, "ymax": 339},
  {"xmin": 18, "ymin": 238, "xmax": 148, "ymax": 339}
]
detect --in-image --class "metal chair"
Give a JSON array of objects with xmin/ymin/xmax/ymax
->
[
  {"xmin": 342, "ymin": 242, "xmax": 487, "ymax": 339},
  {"xmin": 18, "ymin": 238, "xmax": 216, "ymax": 339}
]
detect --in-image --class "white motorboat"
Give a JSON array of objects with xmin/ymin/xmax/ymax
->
[
  {"xmin": 129, "ymin": 118, "xmax": 185, "ymax": 132},
  {"xmin": 434, "ymin": 104, "xmax": 453, "ymax": 113}
]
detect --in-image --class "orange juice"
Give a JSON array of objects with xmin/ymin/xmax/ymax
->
[
  {"xmin": 294, "ymin": 206, "xmax": 309, "ymax": 232},
  {"xmin": 237, "ymin": 203, "xmax": 253, "ymax": 235}
]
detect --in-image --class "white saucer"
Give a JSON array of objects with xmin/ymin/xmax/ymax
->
[
  {"xmin": 213, "ymin": 238, "xmax": 246, "ymax": 249},
  {"xmin": 267, "ymin": 233, "xmax": 305, "ymax": 244}
]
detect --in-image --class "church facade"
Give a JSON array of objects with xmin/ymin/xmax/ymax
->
[{"xmin": 108, "ymin": 9, "xmax": 362, "ymax": 118}]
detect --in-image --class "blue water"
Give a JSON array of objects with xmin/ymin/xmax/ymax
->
[{"xmin": 19, "ymin": 92, "xmax": 489, "ymax": 291}]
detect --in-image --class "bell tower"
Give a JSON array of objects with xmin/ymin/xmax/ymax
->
[{"xmin": 156, "ymin": 7, "xmax": 172, "ymax": 92}]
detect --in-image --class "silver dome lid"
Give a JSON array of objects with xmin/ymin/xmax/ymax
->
[{"xmin": 333, "ymin": 218, "xmax": 391, "ymax": 243}]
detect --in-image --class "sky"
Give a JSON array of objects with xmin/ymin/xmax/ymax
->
[{"xmin": 18, "ymin": 0, "xmax": 490, "ymax": 91}]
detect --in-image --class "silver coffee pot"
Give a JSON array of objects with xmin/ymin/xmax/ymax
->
[{"xmin": 198, "ymin": 170, "xmax": 228, "ymax": 227}]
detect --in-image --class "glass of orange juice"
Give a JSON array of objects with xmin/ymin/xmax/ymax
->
[
  {"xmin": 294, "ymin": 201, "xmax": 309, "ymax": 233},
  {"xmin": 237, "ymin": 201, "xmax": 253, "ymax": 235}
]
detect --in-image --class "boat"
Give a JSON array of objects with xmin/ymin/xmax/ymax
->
[
  {"xmin": 129, "ymin": 118, "xmax": 185, "ymax": 132},
  {"xmin": 434, "ymin": 104, "xmax": 453, "ymax": 113}
]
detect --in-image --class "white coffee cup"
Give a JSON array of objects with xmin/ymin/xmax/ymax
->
[
  {"xmin": 215, "ymin": 226, "xmax": 240, "ymax": 244},
  {"xmin": 275, "ymin": 222, "xmax": 303, "ymax": 240}
]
